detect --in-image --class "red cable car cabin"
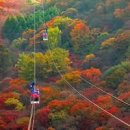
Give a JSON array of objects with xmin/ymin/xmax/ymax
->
[{"xmin": 30, "ymin": 92, "xmax": 40, "ymax": 104}]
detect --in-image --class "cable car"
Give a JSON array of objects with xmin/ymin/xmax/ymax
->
[
  {"xmin": 30, "ymin": 90, "xmax": 40, "ymax": 104},
  {"xmin": 43, "ymin": 28, "xmax": 48, "ymax": 41},
  {"xmin": 29, "ymin": 82, "xmax": 40, "ymax": 104}
]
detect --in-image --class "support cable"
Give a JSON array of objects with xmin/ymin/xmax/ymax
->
[
  {"xmin": 31, "ymin": 104, "xmax": 36, "ymax": 130},
  {"xmin": 27, "ymin": 105, "xmax": 34, "ymax": 130},
  {"xmin": 80, "ymin": 76, "xmax": 130, "ymax": 106},
  {"xmin": 48, "ymin": 46, "xmax": 130, "ymax": 128},
  {"xmin": 42, "ymin": 0, "xmax": 130, "ymax": 128}
]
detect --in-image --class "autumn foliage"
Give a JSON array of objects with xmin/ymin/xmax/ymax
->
[
  {"xmin": 82, "ymin": 68, "xmax": 102, "ymax": 83},
  {"xmin": 1, "ymin": 0, "xmax": 130, "ymax": 130},
  {"xmin": 36, "ymin": 107, "xmax": 50, "ymax": 127},
  {"xmin": 57, "ymin": 70, "xmax": 81, "ymax": 86}
]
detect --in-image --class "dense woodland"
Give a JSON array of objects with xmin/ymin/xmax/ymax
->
[{"xmin": 0, "ymin": 0, "xmax": 130, "ymax": 129}]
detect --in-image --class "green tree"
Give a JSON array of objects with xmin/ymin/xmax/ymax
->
[
  {"xmin": 0, "ymin": 45, "xmax": 12, "ymax": 79},
  {"xmin": 16, "ymin": 48, "xmax": 71, "ymax": 81},
  {"xmin": 70, "ymin": 21, "xmax": 97, "ymax": 54},
  {"xmin": 3, "ymin": 6, "xmax": 60, "ymax": 40},
  {"xmin": 62, "ymin": 8, "xmax": 78, "ymax": 18},
  {"xmin": 11, "ymin": 37, "xmax": 27, "ymax": 50},
  {"xmin": 103, "ymin": 61, "xmax": 130, "ymax": 89},
  {"xmin": 49, "ymin": 110, "xmax": 68, "ymax": 121},
  {"xmin": 48, "ymin": 27, "xmax": 61, "ymax": 49},
  {"xmin": 3, "ymin": 16, "xmax": 26, "ymax": 40},
  {"xmin": 16, "ymin": 53, "xmax": 34, "ymax": 81},
  {"xmin": 45, "ymin": 16, "xmax": 73, "ymax": 49}
]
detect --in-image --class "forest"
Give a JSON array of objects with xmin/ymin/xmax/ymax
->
[{"xmin": 0, "ymin": 0, "xmax": 130, "ymax": 130}]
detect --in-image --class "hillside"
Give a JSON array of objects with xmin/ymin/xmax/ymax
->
[
  {"xmin": 0, "ymin": 0, "xmax": 40, "ymax": 41},
  {"xmin": 0, "ymin": 0, "xmax": 130, "ymax": 130}
]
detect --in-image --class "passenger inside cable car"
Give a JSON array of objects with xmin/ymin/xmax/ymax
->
[
  {"xmin": 30, "ymin": 82, "xmax": 40, "ymax": 104},
  {"xmin": 43, "ymin": 28, "xmax": 48, "ymax": 41}
]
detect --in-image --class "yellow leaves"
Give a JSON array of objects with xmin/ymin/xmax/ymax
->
[
  {"xmin": 16, "ymin": 48, "xmax": 71, "ymax": 81},
  {"xmin": 46, "ymin": 16, "xmax": 72, "ymax": 28},
  {"xmin": 53, "ymin": 16, "xmax": 72, "ymax": 27},
  {"xmin": 16, "ymin": 117, "xmax": 29, "ymax": 125},
  {"xmin": 101, "ymin": 37, "xmax": 116, "ymax": 48},
  {"xmin": 85, "ymin": 54, "xmax": 96, "ymax": 62},
  {"xmin": 34, "ymin": 52, "xmax": 44, "ymax": 61},
  {"xmin": 48, "ymin": 27, "xmax": 61, "ymax": 49},
  {"xmin": 57, "ymin": 70, "xmax": 81, "ymax": 86},
  {"xmin": 64, "ymin": 70, "xmax": 81, "ymax": 80},
  {"xmin": 5, "ymin": 98, "xmax": 24, "ymax": 110}
]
